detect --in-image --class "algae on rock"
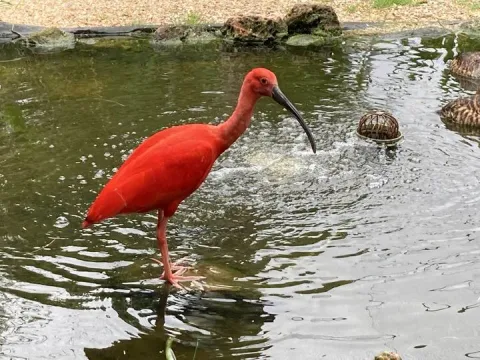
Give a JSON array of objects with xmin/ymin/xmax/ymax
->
[
  {"xmin": 283, "ymin": 4, "xmax": 342, "ymax": 49},
  {"xmin": 286, "ymin": 34, "xmax": 327, "ymax": 48},
  {"xmin": 18, "ymin": 27, "xmax": 75, "ymax": 53},
  {"xmin": 221, "ymin": 16, "xmax": 287, "ymax": 46},
  {"xmin": 285, "ymin": 4, "xmax": 342, "ymax": 36},
  {"xmin": 153, "ymin": 24, "xmax": 221, "ymax": 46}
]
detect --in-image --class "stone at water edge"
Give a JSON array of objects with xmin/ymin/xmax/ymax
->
[
  {"xmin": 374, "ymin": 351, "xmax": 402, "ymax": 360},
  {"xmin": 153, "ymin": 24, "xmax": 220, "ymax": 46},
  {"xmin": 221, "ymin": 16, "xmax": 287, "ymax": 45},
  {"xmin": 183, "ymin": 31, "xmax": 218, "ymax": 45},
  {"xmin": 285, "ymin": 4, "xmax": 342, "ymax": 36},
  {"xmin": 285, "ymin": 34, "xmax": 326, "ymax": 48},
  {"xmin": 19, "ymin": 27, "xmax": 75, "ymax": 52}
]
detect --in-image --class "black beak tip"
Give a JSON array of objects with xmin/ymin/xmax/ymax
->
[{"xmin": 272, "ymin": 86, "xmax": 317, "ymax": 154}]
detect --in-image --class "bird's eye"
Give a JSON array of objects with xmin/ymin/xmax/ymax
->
[{"xmin": 260, "ymin": 78, "xmax": 268, "ymax": 85}]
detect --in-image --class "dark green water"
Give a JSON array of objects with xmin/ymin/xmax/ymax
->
[{"xmin": 1, "ymin": 34, "xmax": 480, "ymax": 360}]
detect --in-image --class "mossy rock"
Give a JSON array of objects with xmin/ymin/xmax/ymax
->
[
  {"xmin": 153, "ymin": 24, "xmax": 190, "ymax": 42},
  {"xmin": 459, "ymin": 19, "xmax": 480, "ymax": 33},
  {"xmin": 285, "ymin": 4, "xmax": 342, "ymax": 36},
  {"xmin": 221, "ymin": 15, "xmax": 287, "ymax": 46},
  {"xmin": 184, "ymin": 31, "xmax": 219, "ymax": 45},
  {"xmin": 19, "ymin": 27, "xmax": 75, "ymax": 52},
  {"xmin": 153, "ymin": 24, "xmax": 220, "ymax": 46},
  {"xmin": 286, "ymin": 34, "xmax": 326, "ymax": 47},
  {"xmin": 79, "ymin": 37, "xmax": 147, "ymax": 51},
  {"xmin": 374, "ymin": 351, "xmax": 402, "ymax": 360},
  {"xmin": 285, "ymin": 33, "xmax": 340, "ymax": 49}
]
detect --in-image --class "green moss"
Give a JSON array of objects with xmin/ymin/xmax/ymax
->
[
  {"xmin": 286, "ymin": 34, "xmax": 326, "ymax": 47},
  {"xmin": 372, "ymin": 0, "xmax": 414, "ymax": 8},
  {"xmin": 29, "ymin": 27, "xmax": 69, "ymax": 43},
  {"xmin": 86, "ymin": 37, "xmax": 147, "ymax": 51}
]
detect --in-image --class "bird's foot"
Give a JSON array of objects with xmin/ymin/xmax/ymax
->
[
  {"xmin": 151, "ymin": 256, "xmax": 205, "ymax": 289},
  {"xmin": 162, "ymin": 273, "xmax": 206, "ymax": 289},
  {"xmin": 151, "ymin": 256, "xmax": 191, "ymax": 276}
]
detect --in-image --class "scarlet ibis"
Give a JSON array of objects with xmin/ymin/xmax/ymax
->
[{"xmin": 82, "ymin": 68, "xmax": 316, "ymax": 288}]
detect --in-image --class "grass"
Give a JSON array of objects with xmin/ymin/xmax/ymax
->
[
  {"xmin": 457, "ymin": 0, "xmax": 480, "ymax": 10},
  {"xmin": 372, "ymin": 0, "xmax": 414, "ymax": 8},
  {"xmin": 184, "ymin": 11, "xmax": 203, "ymax": 25},
  {"xmin": 346, "ymin": 4, "xmax": 359, "ymax": 13}
]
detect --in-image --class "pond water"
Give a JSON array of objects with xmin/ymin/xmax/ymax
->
[{"xmin": 0, "ymin": 33, "xmax": 480, "ymax": 360}]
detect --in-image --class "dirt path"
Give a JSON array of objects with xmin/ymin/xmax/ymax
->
[{"xmin": 0, "ymin": 0, "xmax": 479, "ymax": 29}]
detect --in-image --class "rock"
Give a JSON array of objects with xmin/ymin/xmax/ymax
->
[
  {"xmin": 153, "ymin": 24, "xmax": 220, "ymax": 46},
  {"xmin": 285, "ymin": 4, "xmax": 341, "ymax": 36},
  {"xmin": 286, "ymin": 33, "xmax": 342, "ymax": 49},
  {"xmin": 0, "ymin": 21, "xmax": 18, "ymax": 43},
  {"xmin": 286, "ymin": 34, "xmax": 326, "ymax": 47},
  {"xmin": 221, "ymin": 16, "xmax": 287, "ymax": 46},
  {"xmin": 374, "ymin": 351, "xmax": 402, "ymax": 360},
  {"xmin": 153, "ymin": 24, "xmax": 189, "ymax": 45},
  {"xmin": 184, "ymin": 31, "xmax": 218, "ymax": 45},
  {"xmin": 80, "ymin": 37, "xmax": 147, "ymax": 51},
  {"xmin": 286, "ymin": 34, "xmax": 326, "ymax": 48},
  {"xmin": 18, "ymin": 27, "xmax": 75, "ymax": 53}
]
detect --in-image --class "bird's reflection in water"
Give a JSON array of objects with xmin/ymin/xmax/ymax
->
[{"xmin": 84, "ymin": 284, "xmax": 274, "ymax": 359}]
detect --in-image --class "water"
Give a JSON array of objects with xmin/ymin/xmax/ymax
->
[{"xmin": 0, "ymin": 33, "xmax": 480, "ymax": 359}]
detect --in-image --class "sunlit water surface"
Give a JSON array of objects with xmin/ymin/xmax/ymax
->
[{"xmin": 0, "ymin": 34, "xmax": 480, "ymax": 360}]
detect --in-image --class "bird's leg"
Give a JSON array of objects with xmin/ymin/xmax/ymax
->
[
  {"xmin": 151, "ymin": 254, "xmax": 191, "ymax": 270},
  {"xmin": 151, "ymin": 256, "xmax": 192, "ymax": 277},
  {"xmin": 155, "ymin": 211, "xmax": 205, "ymax": 288}
]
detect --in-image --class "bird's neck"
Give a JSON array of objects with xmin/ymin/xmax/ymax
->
[{"xmin": 218, "ymin": 85, "xmax": 259, "ymax": 151}]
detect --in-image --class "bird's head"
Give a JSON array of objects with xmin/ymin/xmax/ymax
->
[{"xmin": 244, "ymin": 68, "xmax": 317, "ymax": 154}]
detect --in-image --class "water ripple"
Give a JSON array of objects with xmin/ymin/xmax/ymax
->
[{"xmin": 0, "ymin": 34, "xmax": 480, "ymax": 359}]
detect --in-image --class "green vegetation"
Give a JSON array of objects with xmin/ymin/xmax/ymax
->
[
  {"xmin": 165, "ymin": 338, "xmax": 177, "ymax": 360},
  {"xmin": 457, "ymin": 0, "xmax": 480, "ymax": 10},
  {"xmin": 346, "ymin": 4, "xmax": 359, "ymax": 13},
  {"xmin": 372, "ymin": 0, "xmax": 414, "ymax": 8},
  {"xmin": 184, "ymin": 11, "xmax": 203, "ymax": 25}
]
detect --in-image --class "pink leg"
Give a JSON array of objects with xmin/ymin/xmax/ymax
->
[{"xmin": 154, "ymin": 210, "xmax": 204, "ymax": 288}]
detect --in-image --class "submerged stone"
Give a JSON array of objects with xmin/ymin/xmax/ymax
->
[
  {"xmin": 285, "ymin": 4, "xmax": 342, "ymax": 36},
  {"xmin": 184, "ymin": 31, "xmax": 218, "ymax": 45},
  {"xmin": 285, "ymin": 34, "xmax": 327, "ymax": 48},
  {"xmin": 79, "ymin": 37, "xmax": 148, "ymax": 51},
  {"xmin": 221, "ymin": 16, "xmax": 287, "ymax": 46},
  {"xmin": 19, "ymin": 27, "xmax": 75, "ymax": 52}
]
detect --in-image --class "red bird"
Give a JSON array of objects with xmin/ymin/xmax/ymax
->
[{"xmin": 82, "ymin": 68, "xmax": 316, "ymax": 288}]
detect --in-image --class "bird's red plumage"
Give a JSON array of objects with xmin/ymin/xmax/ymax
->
[
  {"xmin": 82, "ymin": 68, "xmax": 293, "ymax": 234},
  {"xmin": 82, "ymin": 124, "xmax": 225, "ymax": 227},
  {"xmin": 81, "ymin": 67, "xmax": 317, "ymax": 287}
]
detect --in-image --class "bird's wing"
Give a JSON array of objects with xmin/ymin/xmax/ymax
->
[
  {"xmin": 118, "ymin": 124, "xmax": 207, "ymax": 172},
  {"xmin": 85, "ymin": 138, "xmax": 218, "ymax": 224}
]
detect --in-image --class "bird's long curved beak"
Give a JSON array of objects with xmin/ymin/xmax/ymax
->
[{"xmin": 272, "ymin": 86, "xmax": 317, "ymax": 154}]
